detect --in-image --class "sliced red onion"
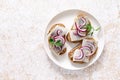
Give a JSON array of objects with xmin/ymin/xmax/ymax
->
[
  {"xmin": 75, "ymin": 17, "xmax": 86, "ymax": 31},
  {"xmin": 87, "ymin": 42, "xmax": 95, "ymax": 51},
  {"xmin": 79, "ymin": 28, "xmax": 86, "ymax": 32},
  {"xmin": 82, "ymin": 46, "xmax": 93, "ymax": 56},
  {"xmin": 54, "ymin": 46, "xmax": 62, "ymax": 51},
  {"xmin": 77, "ymin": 30, "xmax": 86, "ymax": 37},
  {"xmin": 53, "ymin": 35, "xmax": 58, "ymax": 40},
  {"xmin": 57, "ymin": 29, "xmax": 62, "ymax": 35},
  {"xmin": 74, "ymin": 19, "xmax": 87, "ymax": 36},
  {"xmin": 73, "ymin": 29, "xmax": 86, "ymax": 36},
  {"xmin": 51, "ymin": 32, "xmax": 57, "ymax": 39},
  {"xmin": 54, "ymin": 36, "xmax": 65, "ymax": 44},
  {"xmin": 75, "ymin": 49, "xmax": 84, "ymax": 60},
  {"xmin": 82, "ymin": 46, "xmax": 92, "ymax": 52},
  {"xmin": 84, "ymin": 42, "xmax": 96, "ymax": 56},
  {"xmin": 75, "ymin": 22, "xmax": 83, "ymax": 31}
]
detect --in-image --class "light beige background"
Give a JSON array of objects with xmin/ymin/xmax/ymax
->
[{"xmin": 0, "ymin": 0, "xmax": 120, "ymax": 80}]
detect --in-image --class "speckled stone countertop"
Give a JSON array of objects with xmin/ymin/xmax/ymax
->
[{"xmin": 0, "ymin": 0, "xmax": 120, "ymax": 80}]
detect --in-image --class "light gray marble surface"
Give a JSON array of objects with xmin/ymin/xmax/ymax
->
[{"xmin": 0, "ymin": 0, "xmax": 120, "ymax": 80}]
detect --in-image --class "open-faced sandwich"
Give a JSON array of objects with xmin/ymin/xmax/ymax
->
[
  {"xmin": 67, "ymin": 14, "xmax": 93, "ymax": 42},
  {"xmin": 68, "ymin": 38, "xmax": 98, "ymax": 63},
  {"xmin": 47, "ymin": 23, "xmax": 67, "ymax": 55}
]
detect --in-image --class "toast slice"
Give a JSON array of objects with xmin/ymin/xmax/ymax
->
[
  {"xmin": 68, "ymin": 42, "xmax": 84, "ymax": 63},
  {"xmin": 48, "ymin": 23, "xmax": 67, "ymax": 55},
  {"xmin": 68, "ymin": 38, "xmax": 98, "ymax": 63},
  {"xmin": 67, "ymin": 14, "xmax": 92, "ymax": 43}
]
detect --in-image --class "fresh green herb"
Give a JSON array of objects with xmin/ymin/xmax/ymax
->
[
  {"xmin": 86, "ymin": 23, "xmax": 92, "ymax": 32},
  {"xmin": 49, "ymin": 38, "xmax": 54, "ymax": 44},
  {"xmin": 55, "ymin": 40, "xmax": 63, "ymax": 46},
  {"xmin": 90, "ymin": 32, "xmax": 93, "ymax": 36},
  {"xmin": 86, "ymin": 23, "xmax": 100, "ymax": 36},
  {"xmin": 49, "ymin": 38, "xmax": 62, "ymax": 47},
  {"xmin": 95, "ymin": 27, "xmax": 100, "ymax": 31}
]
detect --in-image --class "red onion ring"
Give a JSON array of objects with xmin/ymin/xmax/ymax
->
[
  {"xmin": 77, "ymin": 30, "xmax": 86, "ymax": 37},
  {"xmin": 75, "ymin": 17, "xmax": 87, "ymax": 31},
  {"xmin": 74, "ymin": 18, "xmax": 87, "ymax": 36},
  {"xmin": 54, "ymin": 45, "xmax": 62, "ymax": 50},
  {"xmin": 57, "ymin": 29, "xmax": 62, "ymax": 35},
  {"xmin": 75, "ymin": 49, "xmax": 84, "ymax": 60},
  {"xmin": 87, "ymin": 42, "xmax": 95, "ymax": 51},
  {"xmin": 75, "ymin": 22, "xmax": 82, "ymax": 31},
  {"xmin": 84, "ymin": 42, "xmax": 96, "ymax": 56},
  {"xmin": 54, "ymin": 36, "xmax": 65, "ymax": 44},
  {"xmin": 82, "ymin": 46, "xmax": 92, "ymax": 52},
  {"xmin": 79, "ymin": 28, "xmax": 86, "ymax": 32},
  {"xmin": 82, "ymin": 46, "xmax": 94, "ymax": 56}
]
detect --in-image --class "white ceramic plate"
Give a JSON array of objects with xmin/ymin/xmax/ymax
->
[{"xmin": 44, "ymin": 9, "xmax": 104, "ymax": 70}]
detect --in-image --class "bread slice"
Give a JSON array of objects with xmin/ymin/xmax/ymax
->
[
  {"xmin": 48, "ymin": 23, "xmax": 67, "ymax": 55},
  {"xmin": 68, "ymin": 42, "xmax": 84, "ymax": 63},
  {"xmin": 67, "ymin": 14, "xmax": 91, "ymax": 43},
  {"xmin": 68, "ymin": 38, "xmax": 98, "ymax": 63}
]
